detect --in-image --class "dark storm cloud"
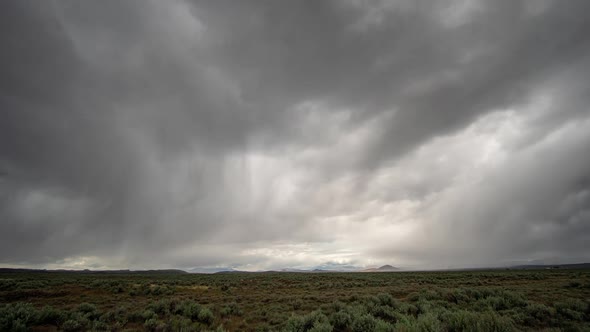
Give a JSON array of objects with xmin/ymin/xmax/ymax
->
[
  {"xmin": 1, "ymin": 0, "xmax": 590, "ymax": 269},
  {"xmin": 190, "ymin": 0, "xmax": 590, "ymax": 165},
  {"xmin": 0, "ymin": 1, "xmax": 142, "ymax": 261},
  {"xmin": 372, "ymin": 117, "xmax": 590, "ymax": 267}
]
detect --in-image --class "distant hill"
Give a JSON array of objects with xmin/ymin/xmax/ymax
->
[
  {"xmin": 189, "ymin": 267, "xmax": 241, "ymax": 274},
  {"xmin": 309, "ymin": 263, "xmax": 363, "ymax": 272},
  {"xmin": 361, "ymin": 265, "xmax": 400, "ymax": 272},
  {"xmin": 278, "ymin": 268, "xmax": 308, "ymax": 273},
  {"xmin": 0, "ymin": 268, "xmax": 187, "ymax": 275},
  {"xmin": 214, "ymin": 270, "xmax": 255, "ymax": 274},
  {"xmin": 508, "ymin": 263, "xmax": 590, "ymax": 270}
]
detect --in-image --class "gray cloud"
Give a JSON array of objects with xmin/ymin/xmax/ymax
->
[{"xmin": 1, "ymin": 0, "xmax": 589, "ymax": 270}]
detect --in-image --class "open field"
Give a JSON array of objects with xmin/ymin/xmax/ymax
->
[{"xmin": 1, "ymin": 269, "xmax": 589, "ymax": 331}]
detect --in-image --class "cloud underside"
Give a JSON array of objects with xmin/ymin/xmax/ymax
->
[{"xmin": 1, "ymin": 0, "xmax": 589, "ymax": 270}]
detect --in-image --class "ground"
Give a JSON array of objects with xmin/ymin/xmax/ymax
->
[{"xmin": 1, "ymin": 269, "xmax": 589, "ymax": 331}]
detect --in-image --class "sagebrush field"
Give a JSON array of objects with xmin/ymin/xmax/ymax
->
[{"xmin": 1, "ymin": 269, "xmax": 589, "ymax": 331}]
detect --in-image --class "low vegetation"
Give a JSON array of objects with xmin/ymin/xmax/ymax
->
[{"xmin": 1, "ymin": 269, "xmax": 589, "ymax": 331}]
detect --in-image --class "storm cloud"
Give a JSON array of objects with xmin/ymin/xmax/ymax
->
[{"xmin": 1, "ymin": 0, "xmax": 590, "ymax": 270}]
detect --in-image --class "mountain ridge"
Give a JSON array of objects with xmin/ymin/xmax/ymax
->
[{"xmin": 361, "ymin": 265, "xmax": 401, "ymax": 272}]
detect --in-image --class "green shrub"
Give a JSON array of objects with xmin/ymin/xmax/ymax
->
[
  {"xmin": 144, "ymin": 318, "xmax": 159, "ymax": 331},
  {"xmin": 255, "ymin": 323, "xmax": 271, "ymax": 332},
  {"xmin": 497, "ymin": 291, "xmax": 527, "ymax": 309},
  {"xmin": 415, "ymin": 299, "xmax": 435, "ymax": 315},
  {"xmin": 476, "ymin": 312, "xmax": 515, "ymax": 332},
  {"xmin": 8, "ymin": 320, "xmax": 28, "ymax": 332},
  {"xmin": 557, "ymin": 308, "xmax": 584, "ymax": 321},
  {"xmin": 555, "ymin": 298, "xmax": 587, "ymax": 321},
  {"xmin": 177, "ymin": 300, "xmax": 202, "ymax": 320},
  {"xmin": 284, "ymin": 311, "xmax": 332, "ymax": 332},
  {"xmin": 91, "ymin": 320, "xmax": 109, "ymax": 331},
  {"xmin": 126, "ymin": 310, "xmax": 145, "ymax": 323},
  {"xmin": 330, "ymin": 310, "xmax": 351, "ymax": 329},
  {"xmin": 444, "ymin": 289, "xmax": 471, "ymax": 304},
  {"xmin": 148, "ymin": 299, "xmax": 172, "ymax": 315},
  {"xmin": 62, "ymin": 318, "xmax": 84, "ymax": 332},
  {"xmin": 351, "ymin": 313, "xmax": 377, "ymax": 332},
  {"xmin": 38, "ymin": 306, "xmax": 66, "ymax": 325},
  {"xmin": 408, "ymin": 290, "xmax": 442, "ymax": 302},
  {"xmin": 345, "ymin": 304, "xmax": 368, "ymax": 318},
  {"xmin": 0, "ymin": 302, "xmax": 38, "ymax": 331},
  {"xmin": 220, "ymin": 302, "xmax": 242, "ymax": 317},
  {"xmin": 0, "ymin": 279, "xmax": 17, "ymax": 291},
  {"xmin": 565, "ymin": 281, "xmax": 582, "ymax": 288},
  {"xmin": 169, "ymin": 315, "xmax": 196, "ymax": 332},
  {"xmin": 394, "ymin": 315, "xmax": 420, "ymax": 332},
  {"xmin": 522, "ymin": 303, "xmax": 555, "ymax": 326},
  {"xmin": 292, "ymin": 299, "xmax": 304, "ymax": 310},
  {"xmin": 376, "ymin": 293, "xmax": 395, "ymax": 307},
  {"xmin": 78, "ymin": 302, "xmax": 97, "ymax": 314},
  {"xmin": 308, "ymin": 321, "xmax": 333, "ymax": 332},
  {"xmin": 142, "ymin": 309, "xmax": 157, "ymax": 321},
  {"xmin": 369, "ymin": 304, "xmax": 400, "ymax": 322},
  {"xmin": 198, "ymin": 307, "xmax": 214, "ymax": 325},
  {"xmin": 443, "ymin": 310, "xmax": 474, "ymax": 331},
  {"xmin": 77, "ymin": 302, "xmax": 101, "ymax": 321},
  {"xmin": 102, "ymin": 306, "xmax": 128, "ymax": 325},
  {"xmin": 109, "ymin": 283, "xmax": 125, "ymax": 294},
  {"xmin": 375, "ymin": 319, "xmax": 396, "ymax": 332},
  {"xmin": 214, "ymin": 325, "xmax": 228, "ymax": 332},
  {"xmin": 417, "ymin": 313, "xmax": 442, "ymax": 332},
  {"xmin": 443, "ymin": 310, "xmax": 515, "ymax": 332},
  {"xmin": 330, "ymin": 301, "xmax": 346, "ymax": 312}
]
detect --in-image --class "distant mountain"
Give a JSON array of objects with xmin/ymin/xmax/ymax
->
[
  {"xmin": 508, "ymin": 263, "xmax": 590, "ymax": 270},
  {"xmin": 268, "ymin": 268, "xmax": 329, "ymax": 273},
  {"xmin": 310, "ymin": 263, "xmax": 362, "ymax": 272},
  {"xmin": 188, "ymin": 267, "xmax": 239, "ymax": 274},
  {"xmin": 0, "ymin": 268, "xmax": 187, "ymax": 274},
  {"xmin": 214, "ymin": 270, "xmax": 251, "ymax": 274},
  {"xmin": 361, "ymin": 265, "xmax": 400, "ymax": 272},
  {"xmin": 269, "ymin": 264, "xmax": 402, "ymax": 273},
  {"xmin": 267, "ymin": 263, "xmax": 365, "ymax": 273},
  {"xmin": 278, "ymin": 268, "xmax": 308, "ymax": 272}
]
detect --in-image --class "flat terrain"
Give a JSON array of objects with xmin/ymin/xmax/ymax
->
[{"xmin": 1, "ymin": 269, "xmax": 589, "ymax": 331}]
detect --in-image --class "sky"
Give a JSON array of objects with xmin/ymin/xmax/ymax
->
[{"xmin": 1, "ymin": 0, "xmax": 590, "ymax": 271}]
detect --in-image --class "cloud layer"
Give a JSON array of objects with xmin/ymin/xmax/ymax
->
[{"xmin": 1, "ymin": 0, "xmax": 590, "ymax": 270}]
